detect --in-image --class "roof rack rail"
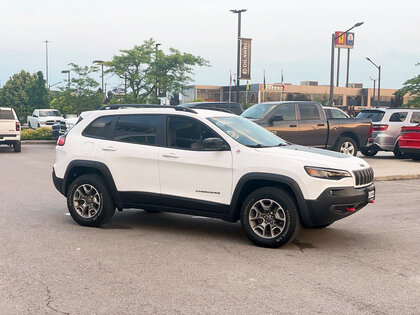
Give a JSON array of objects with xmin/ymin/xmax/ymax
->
[{"xmin": 174, "ymin": 107, "xmax": 197, "ymax": 114}]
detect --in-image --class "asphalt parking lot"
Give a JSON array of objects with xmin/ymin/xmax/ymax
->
[{"xmin": 1, "ymin": 144, "xmax": 419, "ymax": 314}]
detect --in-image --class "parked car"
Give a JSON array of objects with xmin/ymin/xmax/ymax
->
[
  {"xmin": 99, "ymin": 104, "xmax": 162, "ymax": 110},
  {"xmin": 27, "ymin": 109, "xmax": 64, "ymax": 129},
  {"xmin": 357, "ymin": 108, "xmax": 420, "ymax": 158},
  {"xmin": 397, "ymin": 125, "xmax": 420, "ymax": 161},
  {"xmin": 324, "ymin": 106, "xmax": 350, "ymax": 119},
  {"xmin": 179, "ymin": 102, "xmax": 244, "ymax": 115},
  {"xmin": 241, "ymin": 101, "xmax": 372, "ymax": 156},
  {"xmin": 51, "ymin": 114, "xmax": 79, "ymax": 139},
  {"xmin": 52, "ymin": 106, "xmax": 375, "ymax": 248},
  {"xmin": 0, "ymin": 107, "xmax": 21, "ymax": 152}
]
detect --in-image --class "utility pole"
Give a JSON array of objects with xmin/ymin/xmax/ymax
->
[
  {"xmin": 43, "ymin": 40, "xmax": 50, "ymax": 87},
  {"xmin": 230, "ymin": 9, "xmax": 247, "ymax": 103}
]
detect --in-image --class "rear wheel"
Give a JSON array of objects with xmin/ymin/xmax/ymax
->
[
  {"xmin": 336, "ymin": 137, "xmax": 358, "ymax": 156},
  {"xmin": 393, "ymin": 143, "xmax": 409, "ymax": 159},
  {"xmin": 360, "ymin": 147, "xmax": 378, "ymax": 157},
  {"xmin": 240, "ymin": 187, "xmax": 300, "ymax": 248},
  {"xmin": 13, "ymin": 141, "xmax": 21, "ymax": 152},
  {"xmin": 67, "ymin": 174, "xmax": 115, "ymax": 227}
]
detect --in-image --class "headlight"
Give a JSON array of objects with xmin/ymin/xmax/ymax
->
[
  {"xmin": 304, "ymin": 166, "xmax": 351, "ymax": 180},
  {"xmin": 40, "ymin": 121, "xmax": 46, "ymax": 125}
]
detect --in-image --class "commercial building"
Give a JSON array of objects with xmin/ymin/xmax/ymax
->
[{"xmin": 183, "ymin": 81, "xmax": 409, "ymax": 108}]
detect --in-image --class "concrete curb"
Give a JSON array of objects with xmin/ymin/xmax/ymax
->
[
  {"xmin": 22, "ymin": 140, "xmax": 56, "ymax": 144},
  {"xmin": 375, "ymin": 174, "xmax": 420, "ymax": 181}
]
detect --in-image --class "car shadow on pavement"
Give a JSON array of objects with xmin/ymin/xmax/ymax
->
[
  {"xmin": 0, "ymin": 146, "xmax": 17, "ymax": 153},
  {"xmin": 89, "ymin": 209, "xmax": 373, "ymax": 250}
]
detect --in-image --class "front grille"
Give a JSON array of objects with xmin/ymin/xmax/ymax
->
[
  {"xmin": 353, "ymin": 167, "xmax": 374, "ymax": 186},
  {"xmin": 46, "ymin": 120, "xmax": 57, "ymax": 125}
]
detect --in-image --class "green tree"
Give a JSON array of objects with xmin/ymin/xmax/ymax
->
[
  {"xmin": 28, "ymin": 71, "xmax": 49, "ymax": 109},
  {"xmin": 106, "ymin": 39, "xmax": 209, "ymax": 103},
  {"xmin": 0, "ymin": 70, "xmax": 36, "ymax": 121},
  {"xmin": 394, "ymin": 63, "xmax": 420, "ymax": 108},
  {"xmin": 50, "ymin": 63, "xmax": 103, "ymax": 115}
]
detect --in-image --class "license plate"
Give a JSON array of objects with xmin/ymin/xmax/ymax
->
[{"xmin": 368, "ymin": 189, "xmax": 375, "ymax": 201}]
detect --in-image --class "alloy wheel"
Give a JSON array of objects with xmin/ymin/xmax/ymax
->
[
  {"xmin": 248, "ymin": 199, "xmax": 286, "ymax": 239},
  {"xmin": 73, "ymin": 184, "xmax": 102, "ymax": 218}
]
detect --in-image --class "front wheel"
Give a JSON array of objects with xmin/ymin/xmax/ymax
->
[
  {"xmin": 67, "ymin": 174, "xmax": 115, "ymax": 227},
  {"xmin": 240, "ymin": 187, "xmax": 301, "ymax": 248},
  {"xmin": 13, "ymin": 141, "xmax": 21, "ymax": 152},
  {"xmin": 360, "ymin": 147, "xmax": 378, "ymax": 157},
  {"xmin": 336, "ymin": 137, "xmax": 358, "ymax": 156}
]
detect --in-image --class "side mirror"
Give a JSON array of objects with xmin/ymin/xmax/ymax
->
[
  {"xmin": 202, "ymin": 137, "xmax": 227, "ymax": 151},
  {"xmin": 269, "ymin": 115, "xmax": 283, "ymax": 125}
]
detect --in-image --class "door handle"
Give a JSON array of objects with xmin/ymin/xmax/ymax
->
[
  {"xmin": 101, "ymin": 146, "xmax": 117, "ymax": 152},
  {"xmin": 317, "ymin": 123, "xmax": 325, "ymax": 126},
  {"xmin": 289, "ymin": 124, "xmax": 297, "ymax": 128},
  {"xmin": 162, "ymin": 153, "xmax": 179, "ymax": 158}
]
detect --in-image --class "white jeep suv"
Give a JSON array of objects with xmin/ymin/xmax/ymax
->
[{"xmin": 53, "ymin": 107, "xmax": 375, "ymax": 248}]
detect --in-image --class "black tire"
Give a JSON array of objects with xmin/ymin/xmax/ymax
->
[
  {"xmin": 393, "ymin": 143, "xmax": 409, "ymax": 159},
  {"xmin": 13, "ymin": 141, "xmax": 21, "ymax": 152},
  {"xmin": 360, "ymin": 147, "xmax": 378, "ymax": 157},
  {"xmin": 335, "ymin": 137, "xmax": 358, "ymax": 156},
  {"xmin": 37, "ymin": 123, "xmax": 40, "ymax": 129},
  {"xmin": 28, "ymin": 122, "xmax": 32, "ymax": 129},
  {"xmin": 240, "ymin": 187, "xmax": 301, "ymax": 248},
  {"xmin": 67, "ymin": 174, "xmax": 115, "ymax": 227},
  {"xmin": 412, "ymin": 154, "xmax": 420, "ymax": 161}
]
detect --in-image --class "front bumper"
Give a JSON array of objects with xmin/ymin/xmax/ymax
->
[{"xmin": 305, "ymin": 183, "xmax": 375, "ymax": 226}]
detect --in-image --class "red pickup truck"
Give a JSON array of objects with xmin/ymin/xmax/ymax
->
[{"xmin": 398, "ymin": 125, "xmax": 420, "ymax": 161}]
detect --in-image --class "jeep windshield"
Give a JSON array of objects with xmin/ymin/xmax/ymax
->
[
  {"xmin": 208, "ymin": 116, "xmax": 287, "ymax": 147},
  {"xmin": 39, "ymin": 110, "xmax": 61, "ymax": 117},
  {"xmin": 241, "ymin": 103, "xmax": 276, "ymax": 119}
]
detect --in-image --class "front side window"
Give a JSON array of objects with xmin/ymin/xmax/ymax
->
[
  {"xmin": 114, "ymin": 115, "xmax": 159, "ymax": 145},
  {"xmin": 83, "ymin": 116, "xmax": 115, "ymax": 139},
  {"xmin": 411, "ymin": 112, "xmax": 420, "ymax": 123},
  {"xmin": 209, "ymin": 116, "xmax": 287, "ymax": 148},
  {"xmin": 298, "ymin": 104, "xmax": 320, "ymax": 120},
  {"xmin": 272, "ymin": 104, "xmax": 296, "ymax": 121},
  {"xmin": 389, "ymin": 112, "xmax": 408, "ymax": 122},
  {"xmin": 167, "ymin": 116, "xmax": 223, "ymax": 150}
]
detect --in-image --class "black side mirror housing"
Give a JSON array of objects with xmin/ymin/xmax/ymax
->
[
  {"xmin": 269, "ymin": 115, "xmax": 283, "ymax": 125},
  {"xmin": 202, "ymin": 137, "xmax": 228, "ymax": 151}
]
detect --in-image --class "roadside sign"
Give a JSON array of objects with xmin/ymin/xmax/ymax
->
[{"xmin": 334, "ymin": 31, "xmax": 355, "ymax": 49}]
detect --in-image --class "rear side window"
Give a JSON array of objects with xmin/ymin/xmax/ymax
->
[
  {"xmin": 83, "ymin": 116, "xmax": 115, "ymax": 139},
  {"xmin": 389, "ymin": 112, "xmax": 407, "ymax": 122},
  {"xmin": 0, "ymin": 109, "xmax": 14, "ymax": 120},
  {"xmin": 356, "ymin": 110, "xmax": 385, "ymax": 122},
  {"xmin": 411, "ymin": 112, "xmax": 420, "ymax": 123},
  {"xmin": 113, "ymin": 115, "xmax": 159, "ymax": 145},
  {"xmin": 298, "ymin": 104, "xmax": 320, "ymax": 120}
]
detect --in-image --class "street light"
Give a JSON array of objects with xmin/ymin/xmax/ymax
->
[
  {"xmin": 93, "ymin": 60, "xmax": 105, "ymax": 94},
  {"xmin": 61, "ymin": 70, "xmax": 70, "ymax": 89},
  {"xmin": 366, "ymin": 57, "xmax": 381, "ymax": 107},
  {"xmin": 230, "ymin": 9, "xmax": 247, "ymax": 103},
  {"xmin": 329, "ymin": 22, "xmax": 364, "ymax": 105},
  {"xmin": 155, "ymin": 43, "xmax": 161, "ymax": 99},
  {"xmin": 369, "ymin": 76, "xmax": 377, "ymax": 107}
]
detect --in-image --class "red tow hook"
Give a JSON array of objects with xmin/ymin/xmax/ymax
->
[
  {"xmin": 369, "ymin": 200, "xmax": 375, "ymax": 203},
  {"xmin": 347, "ymin": 207, "xmax": 356, "ymax": 212}
]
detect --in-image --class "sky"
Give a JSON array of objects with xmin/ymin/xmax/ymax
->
[{"xmin": 1, "ymin": 0, "xmax": 419, "ymax": 91}]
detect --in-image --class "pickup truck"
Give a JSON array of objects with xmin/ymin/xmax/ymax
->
[
  {"xmin": 241, "ymin": 101, "xmax": 372, "ymax": 156},
  {"xmin": 27, "ymin": 109, "xmax": 64, "ymax": 129},
  {"xmin": 0, "ymin": 107, "xmax": 21, "ymax": 152}
]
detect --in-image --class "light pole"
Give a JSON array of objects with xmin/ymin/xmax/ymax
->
[
  {"xmin": 43, "ymin": 40, "xmax": 50, "ymax": 87},
  {"xmin": 329, "ymin": 22, "xmax": 364, "ymax": 105},
  {"xmin": 155, "ymin": 43, "xmax": 161, "ymax": 99},
  {"xmin": 230, "ymin": 9, "xmax": 247, "ymax": 103},
  {"xmin": 366, "ymin": 57, "xmax": 381, "ymax": 107},
  {"xmin": 369, "ymin": 76, "xmax": 377, "ymax": 107},
  {"xmin": 61, "ymin": 70, "xmax": 70, "ymax": 89},
  {"xmin": 93, "ymin": 60, "xmax": 105, "ymax": 94}
]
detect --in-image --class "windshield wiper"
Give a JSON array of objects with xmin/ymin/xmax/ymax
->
[{"xmin": 247, "ymin": 144, "xmax": 265, "ymax": 148}]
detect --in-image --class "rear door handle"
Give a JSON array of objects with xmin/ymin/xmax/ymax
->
[
  {"xmin": 162, "ymin": 153, "xmax": 179, "ymax": 159},
  {"xmin": 101, "ymin": 146, "xmax": 117, "ymax": 152},
  {"xmin": 317, "ymin": 123, "xmax": 325, "ymax": 126},
  {"xmin": 289, "ymin": 124, "xmax": 297, "ymax": 128}
]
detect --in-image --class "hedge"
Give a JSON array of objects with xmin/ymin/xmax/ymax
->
[{"xmin": 21, "ymin": 127, "xmax": 52, "ymax": 140}]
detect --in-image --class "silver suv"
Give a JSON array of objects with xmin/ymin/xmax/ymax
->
[{"xmin": 357, "ymin": 108, "xmax": 420, "ymax": 158}]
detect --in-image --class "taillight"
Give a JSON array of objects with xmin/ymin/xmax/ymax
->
[
  {"xmin": 57, "ymin": 135, "xmax": 66, "ymax": 146},
  {"xmin": 373, "ymin": 124, "xmax": 388, "ymax": 132},
  {"xmin": 369, "ymin": 123, "xmax": 373, "ymax": 137},
  {"xmin": 16, "ymin": 122, "xmax": 20, "ymax": 131}
]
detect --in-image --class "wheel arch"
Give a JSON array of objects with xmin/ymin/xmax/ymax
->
[
  {"xmin": 335, "ymin": 132, "xmax": 360, "ymax": 148},
  {"xmin": 62, "ymin": 160, "xmax": 120, "ymax": 205},
  {"xmin": 229, "ymin": 173, "xmax": 312, "ymax": 226}
]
